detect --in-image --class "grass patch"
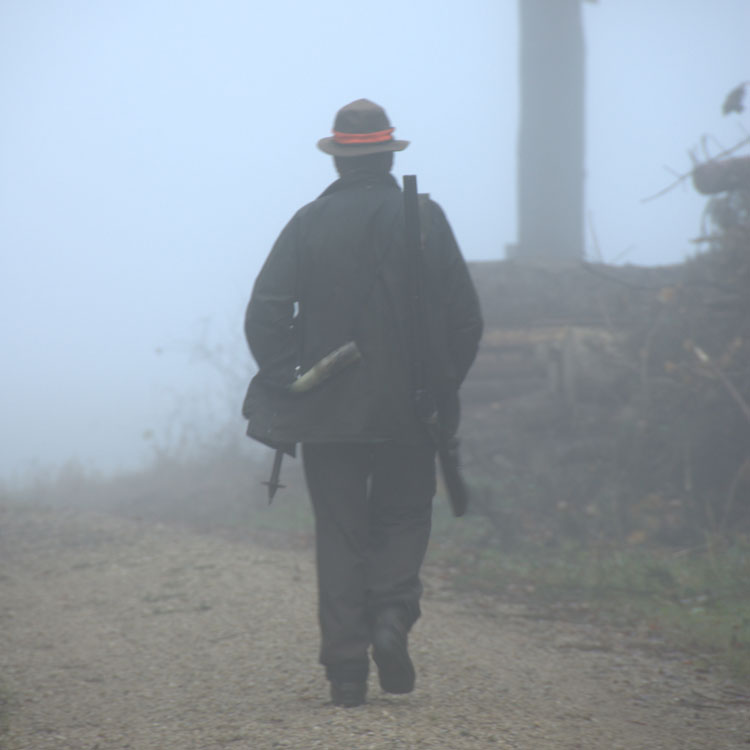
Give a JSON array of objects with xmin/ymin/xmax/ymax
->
[{"xmin": 428, "ymin": 514, "xmax": 750, "ymax": 682}]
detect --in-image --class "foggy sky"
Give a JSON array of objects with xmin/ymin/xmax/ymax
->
[{"xmin": 1, "ymin": 0, "xmax": 748, "ymax": 478}]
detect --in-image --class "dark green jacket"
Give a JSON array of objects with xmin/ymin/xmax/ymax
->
[{"xmin": 242, "ymin": 171, "xmax": 482, "ymax": 449}]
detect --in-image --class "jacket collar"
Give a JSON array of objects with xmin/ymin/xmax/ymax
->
[{"xmin": 318, "ymin": 171, "xmax": 400, "ymax": 199}]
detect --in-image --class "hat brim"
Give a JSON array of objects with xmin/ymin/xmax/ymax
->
[{"xmin": 317, "ymin": 137, "xmax": 409, "ymax": 157}]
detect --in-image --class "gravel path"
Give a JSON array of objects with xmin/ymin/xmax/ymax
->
[{"xmin": 0, "ymin": 503, "xmax": 748, "ymax": 749}]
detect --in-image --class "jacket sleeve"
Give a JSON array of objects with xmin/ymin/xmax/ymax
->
[
  {"xmin": 428, "ymin": 201, "xmax": 483, "ymax": 386},
  {"xmin": 244, "ymin": 212, "xmax": 302, "ymax": 387}
]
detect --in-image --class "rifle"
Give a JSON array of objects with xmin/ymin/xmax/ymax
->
[{"xmin": 403, "ymin": 175, "xmax": 469, "ymax": 517}]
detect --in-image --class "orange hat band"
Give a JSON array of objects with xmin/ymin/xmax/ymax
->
[{"xmin": 332, "ymin": 127, "xmax": 395, "ymax": 145}]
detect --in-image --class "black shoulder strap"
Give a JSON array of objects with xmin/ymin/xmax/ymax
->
[{"xmin": 403, "ymin": 175, "xmax": 439, "ymax": 424}]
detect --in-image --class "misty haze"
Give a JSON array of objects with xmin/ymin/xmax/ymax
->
[{"xmin": 2, "ymin": 1, "xmax": 749, "ymax": 748}]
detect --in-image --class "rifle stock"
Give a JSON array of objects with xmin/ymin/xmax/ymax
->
[{"xmin": 437, "ymin": 436, "xmax": 469, "ymax": 517}]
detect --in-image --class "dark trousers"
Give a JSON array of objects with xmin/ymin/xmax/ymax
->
[{"xmin": 302, "ymin": 441, "xmax": 436, "ymax": 683}]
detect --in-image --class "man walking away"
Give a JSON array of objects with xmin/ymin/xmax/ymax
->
[{"xmin": 243, "ymin": 98, "xmax": 483, "ymax": 707}]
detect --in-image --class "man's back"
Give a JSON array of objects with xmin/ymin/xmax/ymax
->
[{"xmin": 244, "ymin": 168, "xmax": 480, "ymax": 447}]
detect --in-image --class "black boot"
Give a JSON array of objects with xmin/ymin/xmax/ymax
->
[
  {"xmin": 372, "ymin": 607, "xmax": 415, "ymax": 694},
  {"xmin": 329, "ymin": 679, "xmax": 367, "ymax": 708}
]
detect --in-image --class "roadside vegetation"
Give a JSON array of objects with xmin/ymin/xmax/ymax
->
[{"xmin": 430, "ymin": 496, "xmax": 750, "ymax": 682}]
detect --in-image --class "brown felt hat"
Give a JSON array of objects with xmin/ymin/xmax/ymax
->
[{"xmin": 317, "ymin": 98, "xmax": 409, "ymax": 157}]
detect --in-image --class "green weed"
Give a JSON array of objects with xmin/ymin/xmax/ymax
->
[{"xmin": 427, "ymin": 510, "xmax": 750, "ymax": 681}]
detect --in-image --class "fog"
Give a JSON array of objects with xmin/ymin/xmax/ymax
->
[{"xmin": 1, "ymin": 0, "xmax": 748, "ymax": 478}]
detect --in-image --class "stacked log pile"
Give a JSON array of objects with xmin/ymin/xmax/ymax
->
[{"xmin": 461, "ymin": 214, "xmax": 750, "ymax": 545}]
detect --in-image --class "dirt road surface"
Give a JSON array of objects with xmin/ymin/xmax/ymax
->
[{"xmin": 1, "ymin": 503, "xmax": 748, "ymax": 749}]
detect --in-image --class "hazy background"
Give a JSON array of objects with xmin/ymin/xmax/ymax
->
[{"xmin": 1, "ymin": 0, "xmax": 748, "ymax": 478}]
